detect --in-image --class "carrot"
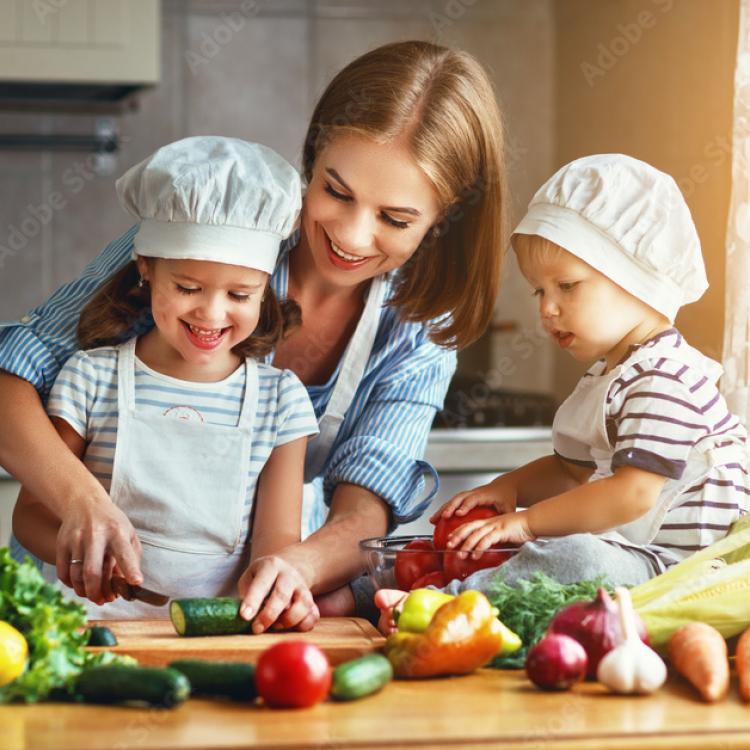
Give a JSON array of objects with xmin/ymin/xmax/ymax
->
[
  {"xmin": 667, "ymin": 622, "xmax": 729, "ymax": 702},
  {"xmin": 737, "ymin": 626, "xmax": 750, "ymax": 702}
]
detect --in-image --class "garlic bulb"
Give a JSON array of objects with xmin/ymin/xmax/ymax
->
[{"xmin": 597, "ymin": 587, "xmax": 666, "ymax": 695}]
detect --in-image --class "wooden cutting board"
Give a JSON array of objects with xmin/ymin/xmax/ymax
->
[{"xmin": 86, "ymin": 617, "xmax": 385, "ymax": 666}]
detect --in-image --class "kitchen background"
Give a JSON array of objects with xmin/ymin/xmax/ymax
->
[{"xmin": 0, "ymin": 0, "xmax": 740, "ymax": 542}]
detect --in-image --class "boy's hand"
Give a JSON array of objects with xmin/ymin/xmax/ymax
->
[
  {"xmin": 446, "ymin": 510, "xmax": 535, "ymax": 553},
  {"xmin": 429, "ymin": 476, "xmax": 516, "ymax": 523},
  {"xmin": 374, "ymin": 588, "xmax": 409, "ymax": 636},
  {"xmin": 237, "ymin": 555, "xmax": 319, "ymax": 633}
]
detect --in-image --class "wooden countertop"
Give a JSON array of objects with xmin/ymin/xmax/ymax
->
[{"xmin": 3, "ymin": 668, "xmax": 750, "ymax": 750}]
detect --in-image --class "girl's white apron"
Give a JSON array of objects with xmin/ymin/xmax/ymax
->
[{"xmin": 44, "ymin": 338, "xmax": 258, "ymax": 618}]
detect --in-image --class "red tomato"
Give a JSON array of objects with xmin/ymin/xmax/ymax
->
[
  {"xmin": 432, "ymin": 507, "xmax": 497, "ymax": 550},
  {"xmin": 410, "ymin": 569, "xmax": 447, "ymax": 589},
  {"xmin": 255, "ymin": 641, "xmax": 332, "ymax": 708},
  {"xmin": 444, "ymin": 547, "xmax": 516, "ymax": 582},
  {"xmin": 394, "ymin": 539, "xmax": 441, "ymax": 590}
]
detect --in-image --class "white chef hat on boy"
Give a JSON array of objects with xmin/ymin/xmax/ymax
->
[
  {"xmin": 513, "ymin": 154, "xmax": 708, "ymax": 323},
  {"xmin": 116, "ymin": 136, "xmax": 301, "ymax": 274}
]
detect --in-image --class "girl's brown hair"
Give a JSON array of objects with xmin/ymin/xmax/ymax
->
[
  {"xmin": 77, "ymin": 260, "xmax": 300, "ymax": 359},
  {"xmin": 303, "ymin": 40, "xmax": 507, "ymax": 349}
]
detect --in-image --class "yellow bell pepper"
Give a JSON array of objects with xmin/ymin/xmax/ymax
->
[{"xmin": 384, "ymin": 590, "xmax": 505, "ymax": 678}]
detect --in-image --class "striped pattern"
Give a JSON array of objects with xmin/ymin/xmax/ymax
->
[
  {"xmin": 0, "ymin": 225, "xmax": 456, "ymax": 537},
  {"xmin": 574, "ymin": 329, "xmax": 748, "ymax": 564},
  {"xmin": 46, "ymin": 346, "xmax": 319, "ymax": 546}
]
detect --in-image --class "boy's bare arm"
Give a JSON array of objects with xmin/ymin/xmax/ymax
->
[
  {"xmin": 509, "ymin": 454, "xmax": 591, "ymax": 506},
  {"xmin": 523, "ymin": 466, "xmax": 667, "ymax": 536}
]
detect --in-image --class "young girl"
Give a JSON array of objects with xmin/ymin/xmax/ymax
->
[
  {"xmin": 12, "ymin": 136, "xmax": 320, "ymax": 627},
  {"xmin": 377, "ymin": 154, "xmax": 750, "ymax": 630}
]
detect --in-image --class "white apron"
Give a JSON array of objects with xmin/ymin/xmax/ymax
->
[
  {"xmin": 553, "ymin": 338, "xmax": 746, "ymax": 549},
  {"xmin": 300, "ymin": 276, "xmax": 387, "ymax": 538},
  {"xmin": 45, "ymin": 338, "xmax": 258, "ymax": 618}
]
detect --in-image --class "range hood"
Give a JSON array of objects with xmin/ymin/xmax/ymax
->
[{"xmin": 0, "ymin": 0, "xmax": 160, "ymax": 112}]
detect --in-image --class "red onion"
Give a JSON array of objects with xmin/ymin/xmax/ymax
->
[
  {"xmin": 525, "ymin": 633, "xmax": 588, "ymax": 691},
  {"xmin": 548, "ymin": 587, "xmax": 649, "ymax": 679}
]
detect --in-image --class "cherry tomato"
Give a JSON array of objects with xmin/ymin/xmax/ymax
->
[
  {"xmin": 444, "ymin": 547, "xmax": 516, "ymax": 582},
  {"xmin": 410, "ymin": 569, "xmax": 447, "ymax": 589},
  {"xmin": 255, "ymin": 641, "xmax": 332, "ymax": 708},
  {"xmin": 394, "ymin": 539, "xmax": 441, "ymax": 590},
  {"xmin": 432, "ymin": 507, "xmax": 497, "ymax": 550}
]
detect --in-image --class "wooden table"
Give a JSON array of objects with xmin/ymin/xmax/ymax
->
[{"xmin": 3, "ymin": 668, "xmax": 750, "ymax": 749}]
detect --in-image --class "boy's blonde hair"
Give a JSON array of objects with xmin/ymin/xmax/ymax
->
[{"xmin": 512, "ymin": 233, "xmax": 568, "ymax": 274}]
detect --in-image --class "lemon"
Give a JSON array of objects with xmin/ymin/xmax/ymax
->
[{"xmin": 0, "ymin": 621, "xmax": 28, "ymax": 686}]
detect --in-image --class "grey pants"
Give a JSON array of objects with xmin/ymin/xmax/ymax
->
[{"xmin": 351, "ymin": 533, "xmax": 662, "ymax": 623}]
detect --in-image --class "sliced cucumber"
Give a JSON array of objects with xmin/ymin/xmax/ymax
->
[
  {"xmin": 86, "ymin": 625, "xmax": 118, "ymax": 647},
  {"xmin": 76, "ymin": 665, "xmax": 190, "ymax": 707},
  {"xmin": 169, "ymin": 659, "xmax": 256, "ymax": 701},
  {"xmin": 170, "ymin": 597, "xmax": 252, "ymax": 637},
  {"xmin": 330, "ymin": 653, "xmax": 393, "ymax": 701}
]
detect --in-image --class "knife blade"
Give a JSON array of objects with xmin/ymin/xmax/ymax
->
[{"xmin": 110, "ymin": 576, "xmax": 170, "ymax": 607}]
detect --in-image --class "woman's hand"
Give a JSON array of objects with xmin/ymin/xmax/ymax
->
[
  {"xmin": 56, "ymin": 495, "xmax": 144, "ymax": 604},
  {"xmin": 429, "ymin": 475, "xmax": 517, "ymax": 523},
  {"xmin": 238, "ymin": 555, "xmax": 319, "ymax": 633},
  {"xmin": 446, "ymin": 509, "xmax": 536, "ymax": 552}
]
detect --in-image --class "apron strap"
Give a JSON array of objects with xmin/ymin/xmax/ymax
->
[{"xmin": 304, "ymin": 275, "xmax": 388, "ymax": 483}]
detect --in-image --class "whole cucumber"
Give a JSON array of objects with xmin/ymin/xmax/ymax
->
[
  {"xmin": 76, "ymin": 665, "xmax": 191, "ymax": 707},
  {"xmin": 330, "ymin": 653, "xmax": 393, "ymax": 701},
  {"xmin": 169, "ymin": 659, "xmax": 256, "ymax": 701}
]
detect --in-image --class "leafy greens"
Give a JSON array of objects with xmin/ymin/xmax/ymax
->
[
  {"xmin": 486, "ymin": 571, "xmax": 611, "ymax": 669},
  {"xmin": 0, "ymin": 547, "xmax": 129, "ymax": 703}
]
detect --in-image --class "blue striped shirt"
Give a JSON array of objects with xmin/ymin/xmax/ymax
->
[
  {"xmin": 46, "ymin": 346, "xmax": 318, "ymax": 547},
  {"xmin": 0, "ymin": 225, "xmax": 456, "ymax": 531}
]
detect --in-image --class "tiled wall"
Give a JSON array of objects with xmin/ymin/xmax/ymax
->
[{"xmin": 0, "ymin": 0, "xmax": 557, "ymax": 394}]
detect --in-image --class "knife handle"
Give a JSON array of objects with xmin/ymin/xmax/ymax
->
[{"xmin": 110, "ymin": 576, "xmax": 135, "ymax": 601}]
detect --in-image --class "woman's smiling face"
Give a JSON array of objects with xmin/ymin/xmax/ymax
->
[{"xmin": 300, "ymin": 133, "xmax": 442, "ymax": 289}]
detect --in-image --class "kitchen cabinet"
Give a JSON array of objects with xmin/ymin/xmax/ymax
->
[{"xmin": 0, "ymin": 0, "xmax": 159, "ymax": 89}]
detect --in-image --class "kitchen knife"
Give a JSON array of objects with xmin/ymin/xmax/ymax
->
[{"xmin": 110, "ymin": 576, "xmax": 170, "ymax": 606}]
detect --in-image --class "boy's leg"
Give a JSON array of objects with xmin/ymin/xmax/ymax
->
[{"xmin": 441, "ymin": 534, "xmax": 661, "ymax": 596}]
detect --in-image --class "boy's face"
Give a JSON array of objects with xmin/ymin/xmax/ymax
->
[
  {"xmin": 137, "ymin": 257, "xmax": 267, "ymax": 375},
  {"xmin": 517, "ymin": 243, "xmax": 666, "ymax": 369}
]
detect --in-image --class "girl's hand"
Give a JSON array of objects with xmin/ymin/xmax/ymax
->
[
  {"xmin": 238, "ymin": 555, "xmax": 318, "ymax": 633},
  {"xmin": 429, "ymin": 476, "xmax": 517, "ymax": 523},
  {"xmin": 446, "ymin": 510, "xmax": 536, "ymax": 552}
]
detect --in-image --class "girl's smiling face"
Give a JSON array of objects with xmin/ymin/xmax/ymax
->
[
  {"xmin": 300, "ymin": 133, "xmax": 442, "ymax": 289},
  {"xmin": 516, "ymin": 239, "xmax": 669, "ymax": 370},
  {"xmin": 136, "ymin": 256, "xmax": 267, "ymax": 378}
]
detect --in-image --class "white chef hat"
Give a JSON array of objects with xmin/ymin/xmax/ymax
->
[
  {"xmin": 116, "ymin": 136, "xmax": 301, "ymax": 274},
  {"xmin": 513, "ymin": 154, "xmax": 708, "ymax": 322}
]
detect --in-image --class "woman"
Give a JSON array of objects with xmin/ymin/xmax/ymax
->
[{"xmin": 0, "ymin": 41, "xmax": 506, "ymax": 630}]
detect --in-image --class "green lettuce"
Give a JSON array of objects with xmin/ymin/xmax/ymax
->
[{"xmin": 0, "ymin": 548, "xmax": 131, "ymax": 703}]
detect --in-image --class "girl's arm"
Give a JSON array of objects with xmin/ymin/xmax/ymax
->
[
  {"xmin": 238, "ymin": 435, "xmax": 315, "ymax": 633},
  {"xmin": 249, "ymin": 436, "xmax": 307, "ymax": 560}
]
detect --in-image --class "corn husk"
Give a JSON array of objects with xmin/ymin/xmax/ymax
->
[{"xmin": 630, "ymin": 518, "xmax": 750, "ymax": 647}]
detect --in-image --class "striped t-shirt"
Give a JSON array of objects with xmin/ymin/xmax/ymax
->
[
  {"xmin": 46, "ymin": 345, "xmax": 319, "ymax": 546},
  {"xmin": 556, "ymin": 329, "xmax": 749, "ymax": 565}
]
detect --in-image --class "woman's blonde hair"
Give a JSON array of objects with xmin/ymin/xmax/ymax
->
[
  {"xmin": 302, "ymin": 40, "xmax": 507, "ymax": 350},
  {"xmin": 77, "ymin": 260, "xmax": 300, "ymax": 359}
]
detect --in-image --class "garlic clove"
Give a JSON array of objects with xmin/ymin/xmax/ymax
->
[{"xmin": 597, "ymin": 587, "xmax": 667, "ymax": 695}]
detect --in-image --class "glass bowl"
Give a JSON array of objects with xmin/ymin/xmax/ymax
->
[{"xmin": 359, "ymin": 534, "xmax": 520, "ymax": 590}]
